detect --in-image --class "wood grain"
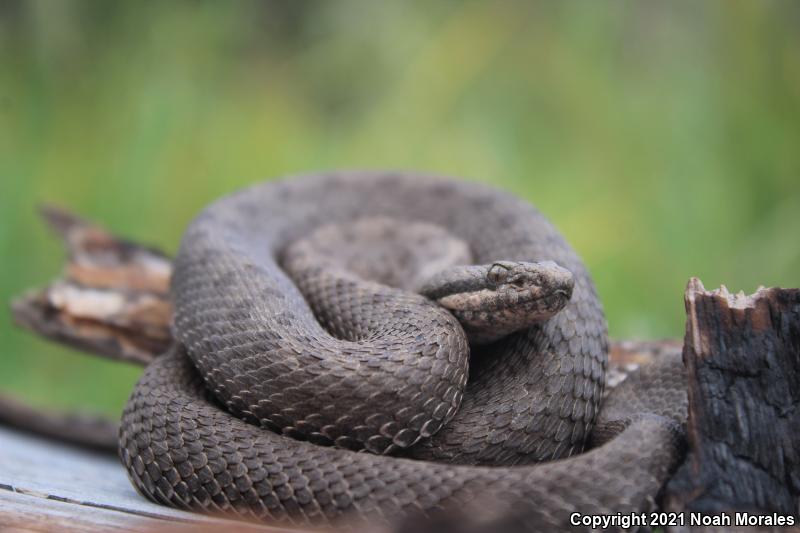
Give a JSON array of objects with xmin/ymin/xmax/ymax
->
[{"xmin": 0, "ymin": 427, "xmax": 295, "ymax": 532}]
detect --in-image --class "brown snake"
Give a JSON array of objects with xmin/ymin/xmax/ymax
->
[{"xmin": 119, "ymin": 173, "xmax": 686, "ymax": 531}]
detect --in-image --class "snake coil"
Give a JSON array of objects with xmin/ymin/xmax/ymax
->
[{"xmin": 120, "ymin": 173, "xmax": 686, "ymax": 532}]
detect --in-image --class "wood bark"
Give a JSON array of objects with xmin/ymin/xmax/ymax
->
[
  {"xmin": 10, "ymin": 206, "xmax": 172, "ymax": 366},
  {"xmin": 664, "ymin": 278, "xmax": 800, "ymax": 519}
]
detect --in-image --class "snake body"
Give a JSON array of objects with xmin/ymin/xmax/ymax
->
[{"xmin": 119, "ymin": 173, "xmax": 686, "ymax": 531}]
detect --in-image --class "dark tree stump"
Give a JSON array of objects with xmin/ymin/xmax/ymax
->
[{"xmin": 664, "ymin": 278, "xmax": 800, "ymax": 519}]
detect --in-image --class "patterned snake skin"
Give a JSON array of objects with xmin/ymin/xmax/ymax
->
[{"xmin": 119, "ymin": 173, "xmax": 687, "ymax": 531}]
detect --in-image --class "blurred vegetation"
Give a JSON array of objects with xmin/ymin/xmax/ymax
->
[{"xmin": 1, "ymin": 0, "xmax": 798, "ymax": 417}]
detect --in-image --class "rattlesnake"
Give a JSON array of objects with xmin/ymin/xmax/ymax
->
[{"xmin": 120, "ymin": 173, "xmax": 686, "ymax": 531}]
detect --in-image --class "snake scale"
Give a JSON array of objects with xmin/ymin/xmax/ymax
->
[{"xmin": 119, "ymin": 173, "xmax": 687, "ymax": 532}]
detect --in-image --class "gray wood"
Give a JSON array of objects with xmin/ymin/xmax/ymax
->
[
  {"xmin": 1, "ymin": 490, "xmax": 209, "ymax": 532},
  {"xmin": 0, "ymin": 426, "xmax": 293, "ymax": 532}
]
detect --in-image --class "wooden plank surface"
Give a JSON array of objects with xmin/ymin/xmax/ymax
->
[{"xmin": 0, "ymin": 426, "xmax": 291, "ymax": 532}]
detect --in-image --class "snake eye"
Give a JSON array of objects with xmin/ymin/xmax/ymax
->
[
  {"xmin": 511, "ymin": 278, "xmax": 527, "ymax": 288},
  {"xmin": 488, "ymin": 262, "xmax": 511, "ymax": 284}
]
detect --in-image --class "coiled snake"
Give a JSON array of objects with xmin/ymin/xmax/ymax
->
[{"xmin": 119, "ymin": 173, "xmax": 687, "ymax": 531}]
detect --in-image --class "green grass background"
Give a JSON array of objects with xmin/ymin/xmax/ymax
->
[{"xmin": 1, "ymin": 1, "xmax": 798, "ymax": 417}]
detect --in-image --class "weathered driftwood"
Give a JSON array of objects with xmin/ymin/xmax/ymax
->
[
  {"xmin": 663, "ymin": 279, "xmax": 800, "ymax": 520},
  {"xmin": 11, "ymin": 206, "xmax": 172, "ymax": 366}
]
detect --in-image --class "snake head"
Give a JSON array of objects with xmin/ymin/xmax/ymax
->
[
  {"xmin": 487, "ymin": 260, "xmax": 574, "ymax": 299},
  {"xmin": 425, "ymin": 260, "xmax": 575, "ymax": 344}
]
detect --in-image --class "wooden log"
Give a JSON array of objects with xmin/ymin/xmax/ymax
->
[
  {"xmin": 663, "ymin": 278, "xmax": 800, "ymax": 521},
  {"xmin": 10, "ymin": 206, "xmax": 172, "ymax": 366}
]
